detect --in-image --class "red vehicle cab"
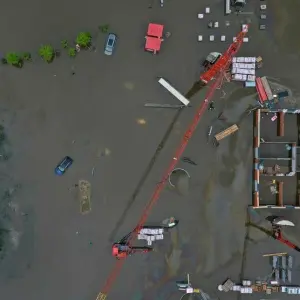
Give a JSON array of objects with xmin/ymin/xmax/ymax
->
[{"xmin": 145, "ymin": 23, "xmax": 164, "ymax": 54}]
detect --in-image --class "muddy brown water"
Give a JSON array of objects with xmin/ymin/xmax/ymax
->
[{"xmin": 269, "ymin": 0, "xmax": 300, "ymax": 55}]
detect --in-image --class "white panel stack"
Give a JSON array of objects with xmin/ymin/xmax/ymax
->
[
  {"xmin": 240, "ymin": 287, "xmax": 253, "ymax": 294},
  {"xmin": 242, "ymin": 280, "xmax": 252, "ymax": 286},
  {"xmin": 139, "ymin": 228, "xmax": 164, "ymax": 235},
  {"xmin": 231, "ymin": 57, "xmax": 256, "ymax": 81},
  {"xmin": 137, "ymin": 233, "xmax": 164, "ymax": 245}
]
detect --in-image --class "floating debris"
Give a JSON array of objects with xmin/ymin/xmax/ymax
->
[
  {"xmin": 79, "ymin": 180, "xmax": 91, "ymax": 214},
  {"xmin": 182, "ymin": 157, "xmax": 197, "ymax": 166},
  {"xmin": 137, "ymin": 118, "xmax": 146, "ymax": 125}
]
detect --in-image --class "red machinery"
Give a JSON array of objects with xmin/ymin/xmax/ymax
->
[
  {"xmin": 145, "ymin": 23, "xmax": 164, "ymax": 54},
  {"xmin": 200, "ymin": 27, "xmax": 248, "ymax": 84},
  {"xmin": 112, "ymin": 232, "xmax": 153, "ymax": 260},
  {"xmin": 112, "ymin": 244, "xmax": 152, "ymax": 259},
  {"xmin": 269, "ymin": 217, "xmax": 300, "ymax": 252},
  {"xmin": 96, "ymin": 25, "xmax": 248, "ymax": 300}
]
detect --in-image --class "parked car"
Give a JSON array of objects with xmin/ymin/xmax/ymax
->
[
  {"xmin": 104, "ymin": 33, "xmax": 117, "ymax": 55},
  {"xmin": 55, "ymin": 156, "xmax": 73, "ymax": 175}
]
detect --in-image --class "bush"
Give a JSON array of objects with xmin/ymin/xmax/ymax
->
[
  {"xmin": 61, "ymin": 40, "xmax": 68, "ymax": 49},
  {"xmin": 76, "ymin": 32, "xmax": 92, "ymax": 48},
  {"xmin": 39, "ymin": 45, "xmax": 55, "ymax": 63},
  {"xmin": 99, "ymin": 24, "xmax": 109, "ymax": 33},
  {"xmin": 68, "ymin": 48, "xmax": 76, "ymax": 58},
  {"xmin": 22, "ymin": 52, "xmax": 32, "ymax": 61},
  {"xmin": 1, "ymin": 58, "xmax": 7, "ymax": 64},
  {"xmin": 5, "ymin": 52, "xmax": 23, "ymax": 67}
]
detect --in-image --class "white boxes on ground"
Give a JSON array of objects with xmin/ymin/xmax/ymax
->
[
  {"xmin": 232, "ymin": 63, "xmax": 255, "ymax": 69},
  {"xmin": 242, "ymin": 280, "xmax": 252, "ymax": 286},
  {"xmin": 139, "ymin": 228, "xmax": 164, "ymax": 235},
  {"xmin": 232, "ymin": 57, "xmax": 256, "ymax": 63},
  {"xmin": 240, "ymin": 287, "xmax": 253, "ymax": 294},
  {"xmin": 232, "ymin": 285, "xmax": 241, "ymax": 291},
  {"xmin": 231, "ymin": 57, "xmax": 256, "ymax": 81}
]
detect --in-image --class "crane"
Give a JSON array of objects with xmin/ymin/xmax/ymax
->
[
  {"xmin": 248, "ymin": 216, "xmax": 300, "ymax": 253},
  {"xmin": 96, "ymin": 25, "xmax": 249, "ymax": 300}
]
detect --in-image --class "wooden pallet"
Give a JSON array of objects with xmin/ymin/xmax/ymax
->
[{"xmin": 214, "ymin": 124, "xmax": 239, "ymax": 141}]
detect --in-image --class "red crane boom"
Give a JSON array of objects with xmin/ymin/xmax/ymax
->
[{"xmin": 96, "ymin": 25, "xmax": 249, "ymax": 300}]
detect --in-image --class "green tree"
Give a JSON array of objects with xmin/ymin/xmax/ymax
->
[
  {"xmin": 5, "ymin": 52, "xmax": 23, "ymax": 67},
  {"xmin": 39, "ymin": 45, "xmax": 55, "ymax": 63},
  {"xmin": 99, "ymin": 24, "xmax": 109, "ymax": 33},
  {"xmin": 76, "ymin": 32, "xmax": 92, "ymax": 48},
  {"xmin": 68, "ymin": 48, "xmax": 76, "ymax": 58},
  {"xmin": 61, "ymin": 40, "xmax": 68, "ymax": 49},
  {"xmin": 22, "ymin": 52, "xmax": 32, "ymax": 62}
]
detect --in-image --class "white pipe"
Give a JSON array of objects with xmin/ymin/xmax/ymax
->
[{"xmin": 225, "ymin": 0, "xmax": 231, "ymax": 14}]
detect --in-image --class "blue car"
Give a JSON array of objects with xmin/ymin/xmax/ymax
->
[
  {"xmin": 55, "ymin": 156, "xmax": 73, "ymax": 175},
  {"xmin": 104, "ymin": 33, "xmax": 117, "ymax": 55}
]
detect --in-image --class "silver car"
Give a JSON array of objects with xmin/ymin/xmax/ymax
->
[{"xmin": 104, "ymin": 33, "xmax": 117, "ymax": 55}]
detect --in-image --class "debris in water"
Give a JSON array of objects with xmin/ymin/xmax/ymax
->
[
  {"xmin": 104, "ymin": 148, "xmax": 111, "ymax": 156},
  {"xmin": 79, "ymin": 180, "xmax": 91, "ymax": 214},
  {"xmin": 182, "ymin": 157, "xmax": 197, "ymax": 166},
  {"xmin": 137, "ymin": 118, "xmax": 146, "ymax": 125}
]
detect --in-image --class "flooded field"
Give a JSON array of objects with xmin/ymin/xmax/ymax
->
[{"xmin": 270, "ymin": 0, "xmax": 300, "ymax": 54}]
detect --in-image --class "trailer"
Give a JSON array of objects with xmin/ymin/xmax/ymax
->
[{"xmin": 145, "ymin": 23, "xmax": 164, "ymax": 54}]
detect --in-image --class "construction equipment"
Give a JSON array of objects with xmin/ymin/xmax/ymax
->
[
  {"xmin": 112, "ymin": 233, "xmax": 153, "ymax": 260},
  {"xmin": 200, "ymin": 25, "xmax": 248, "ymax": 84},
  {"xmin": 270, "ymin": 217, "xmax": 300, "ymax": 252},
  {"xmin": 176, "ymin": 274, "xmax": 210, "ymax": 298},
  {"xmin": 96, "ymin": 25, "xmax": 248, "ymax": 300},
  {"xmin": 248, "ymin": 216, "xmax": 300, "ymax": 253},
  {"xmin": 203, "ymin": 52, "xmax": 222, "ymax": 70},
  {"xmin": 145, "ymin": 23, "xmax": 164, "ymax": 54},
  {"xmin": 112, "ymin": 217, "xmax": 178, "ymax": 259}
]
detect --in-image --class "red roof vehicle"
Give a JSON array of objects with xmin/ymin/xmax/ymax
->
[{"xmin": 145, "ymin": 23, "xmax": 164, "ymax": 54}]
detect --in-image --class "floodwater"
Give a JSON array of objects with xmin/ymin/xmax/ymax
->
[{"xmin": 269, "ymin": 0, "xmax": 300, "ymax": 55}]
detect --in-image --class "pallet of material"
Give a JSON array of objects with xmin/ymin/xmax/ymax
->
[
  {"xmin": 232, "ymin": 63, "xmax": 256, "ymax": 69},
  {"xmin": 214, "ymin": 124, "xmax": 239, "ymax": 141},
  {"xmin": 232, "ymin": 57, "xmax": 256, "ymax": 63}
]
